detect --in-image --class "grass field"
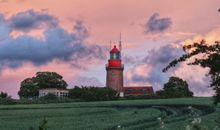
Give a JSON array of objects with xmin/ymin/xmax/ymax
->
[{"xmin": 0, "ymin": 97, "xmax": 219, "ymax": 130}]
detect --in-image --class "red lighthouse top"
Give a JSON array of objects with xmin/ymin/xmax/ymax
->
[
  {"xmin": 110, "ymin": 45, "xmax": 120, "ymax": 53},
  {"xmin": 107, "ymin": 45, "xmax": 123, "ymax": 68}
]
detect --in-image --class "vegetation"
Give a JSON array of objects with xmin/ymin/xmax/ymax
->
[
  {"xmin": 39, "ymin": 93, "xmax": 58, "ymax": 101},
  {"xmin": 163, "ymin": 40, "xmax": 220, "ymax": 104},
  {"xmin": 156, "ymin": 77, "xmax": 193, "ymax": 98},
  {"xmin": 28, "ymin": 118, "xmax": 48, "ymax": 130},
  {"xmin": 0, "ymin": 98, "xmax": 218, "ymax": 130},
  {"xmin": 0, "ymin": 92, "xmax": 8, "ymax": 99},
  {"xmin": 0, "ymin": 92, "xmax": 16, "ymax": 105},
  {"xmin": 18, "ymin": 72, "xmax": 68, "ymax": 99},
  {"xmin": 69, "ymin": 86, "xmax": 119, "ymax": 101}
]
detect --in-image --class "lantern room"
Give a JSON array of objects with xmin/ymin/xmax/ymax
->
[{"xmin": 107, "ymin": 45, "xmax": 122, "ymax": 68}]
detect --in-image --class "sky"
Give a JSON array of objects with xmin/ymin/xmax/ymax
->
[{"xmin": 0, "ymin": 0, "xmax": 220, "ymax": 98}]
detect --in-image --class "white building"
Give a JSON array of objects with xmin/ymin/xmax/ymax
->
[{"xmin": 39, "ymin": 88, "xmax": 69, "ymax": 98}]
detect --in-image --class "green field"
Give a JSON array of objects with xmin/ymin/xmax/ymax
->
[{"xmin": 0, "ymin": 98, "xmax": 219, "ymax": 130}]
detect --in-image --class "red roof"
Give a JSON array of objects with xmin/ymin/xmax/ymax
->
[{"xmin": 110, "ymin": 45, "xmax": 120, "ymax": 53}]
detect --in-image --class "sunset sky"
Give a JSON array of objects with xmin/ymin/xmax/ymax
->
[{"xmin": 0, "ymin": 0, "xmax": 220, "ymax": 98}]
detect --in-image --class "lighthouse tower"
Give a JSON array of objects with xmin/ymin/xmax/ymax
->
[{"xmin": 106, "ymin": 44, "xmax": 124, "ymax": 93}]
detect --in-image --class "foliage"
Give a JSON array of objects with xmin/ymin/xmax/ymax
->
[
  {"xmin": 184, "ymin": 106, "xmax": 208, "ymax": 130},
  {"xmin": 124, "ymin": 94, "xmax": 159, "ymax": 100},
  {"xmin": 34, "ymin": 72, "xmax": 67, "ymax": 89},
  {"xmin": 69, "ymin": 86, "xmax": 119, "ymax": 101},
  {"xmin": 0, "ymin": 97, "xmax": 16, "ymax": 105},
  {"xmin": 28, "ymin": 118, "xmax": 48, "ymax": 130},
  {"xmin": 0, "ymin": 98, "xmax": 218, "ymax": 130},
  {"xmin": 18, "ymin": 78, "xmax": 39, "ymax": 99},
  {"xmin": 39, "ymin": 118, "xmax": 48, "ymax": 130},
  {"xmin": 0, "ymin": 92, "xmax": 8, "ymax": 99},
  {"xmin": 0, "ymin": 92, "xmax": 15, "ymax": 105},
  {"xmin": 163, "ymin": 40, "xmax": 220, "ymax": 104},
  {"xmin": 156, "ymin": 77, "xmax": 193, "ymax": 98},
  {"xmin": 18, "ymin": 72, "xmax": 68, "ymax": 99},
  {"xmin": 40, "ymin": 93, "xmax": 58, "ymax": 101}
]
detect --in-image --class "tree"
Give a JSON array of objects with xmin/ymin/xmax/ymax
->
[
  {"xmin": 0, "ymin": 92, "xmax": 8, "ymax": 99},
  {"xmin": 35, "ymin": 72, "xmax": 67, "ymax": 89},
  {"xmin": 18, "ymin": 72, "xmax": 68, "ymax": 99},
  {"xmin": 156, "ymin": 76, "xmax": 193, "ymax": 98},
  {"xmin": 18, "ymin": 78, "xmax": 39, "ymax": 99},
  {"xmin": 69, "ymin": 86, "xmax": 119, "ymax": 101},
  {"xmin": 163, "ymin": 40, "xmax": 220, "ymax": 104}
]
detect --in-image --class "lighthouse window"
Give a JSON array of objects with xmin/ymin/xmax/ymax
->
[
  {"xmin": 113, "ymin": 53, "xmax": 117, "ymax": 59},
  {"xmin": 110, "ymin": 53, "xmax": 120, "ymax": 59}
]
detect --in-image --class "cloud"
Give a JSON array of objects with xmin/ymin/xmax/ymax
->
[
  {"xmin": 145, "ymin": 13, "xmax": 172, "ymax": 33},
  {"xmin": 126, "ymin": 44, "xmax": 182, "ymax": 85},
  {"xmin": 71, "ymin": 76, "xmax": 104, "ymax": 87},
  {"xmin": 125, "ymin": 43, "xmax": 213, "ymax": 96},
  {"xmin": 73, "ymin": 20, "xmax": 90, "ymax": 40},
  {"xmin": 0, "ymin": 10, "xmax": 106, "ymax": 71},
  {"xmin": 183, "ymin": 26, "xmax": 220, "ymax": 46},
  {"xmin": 0, "ymin": 15, "xmax": 11, "ymax": 40},
  {"xmin": 9, "ymin": 9, "xmax": 58, "ymax": 32}
]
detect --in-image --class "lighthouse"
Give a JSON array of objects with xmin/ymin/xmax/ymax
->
[
  {"xmin": 105, "ymin": 37, "xmax": 154, "ymax": 97},
  {"xmin": 106, "ymin": 45, "xmax": 124, "ymax": 94}
]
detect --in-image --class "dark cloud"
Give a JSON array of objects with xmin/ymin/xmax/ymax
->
[
  {"xmin": 127, "ymin": 44, "xmax": 182, "ymax": 85},
  {"xmin": 144, "ymin": 45, "xmax": 182, "ymax": 65},
  {"xmin": 0, "ymin": 15, "xmax": 11, "ymax": 40},
  {"xmin": 73, "ymin": 20, "xmax": 90, "ymax": 40},
  {"xmin": 126, "ymin": 44, "xmax": 213, "ymax": 96},
  {"xmin": 145, "ymin": 13, "xmax": 172, "ymax": 33},
  {"xmin": 0, "ymin": 10, "xmax": 106, "ymax": 70},
  {"xmin": 9, "ymin": 9, "xmax": 58, "ymax": 32}
]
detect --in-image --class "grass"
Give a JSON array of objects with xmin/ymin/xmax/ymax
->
[{"xmin": 0, "ymin": 97, "xmax": 219, "ymax": 130}]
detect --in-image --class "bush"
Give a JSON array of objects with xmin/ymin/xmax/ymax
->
[
  {"xmin": 0, "ymin": 97, "xmax": 17, "ymax": 105},
  {"xmin": 40, "ymin": 93, "xmax": 58, "ymax": 100},
  {"xmin": 69, "ymin": 86, "xmax": 119, "ymax": 101}
]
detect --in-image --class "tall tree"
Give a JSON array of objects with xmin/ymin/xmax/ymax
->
[
  {"xmin": 158, "ymin": 76, "xmax": 193, "ymax": 98},
  {"xmin": 18, "ymin": 72, "xmax": 68, "ymax": 99},
  {"xmin": 163, "ymin": 40, "xmax": 220, "ymax": 104}
]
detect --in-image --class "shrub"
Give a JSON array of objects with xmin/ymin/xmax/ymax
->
[
  {"xmin": 0, "ymin": 97, "xmax": 17, "ymax": 105},
  {"xmin": 40, "ymin": 93, "xmax": 58, "ymax": 100},
  {"xmin": 69, "ymin": 86, "xmax": 119, "ymax": 101}
]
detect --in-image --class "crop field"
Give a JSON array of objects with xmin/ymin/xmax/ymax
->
[{"xmin": 0, "ymin": 97, "xmax": 219, "ymax": 130}]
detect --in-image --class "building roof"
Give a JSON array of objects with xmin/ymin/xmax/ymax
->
[
  {"xmin": 110, "ymin": 45, "xmax": 120, "ymax": 53},
  {"xmin": 39, "ymin": 88, "xmax": 68, "ymax": 91}
]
